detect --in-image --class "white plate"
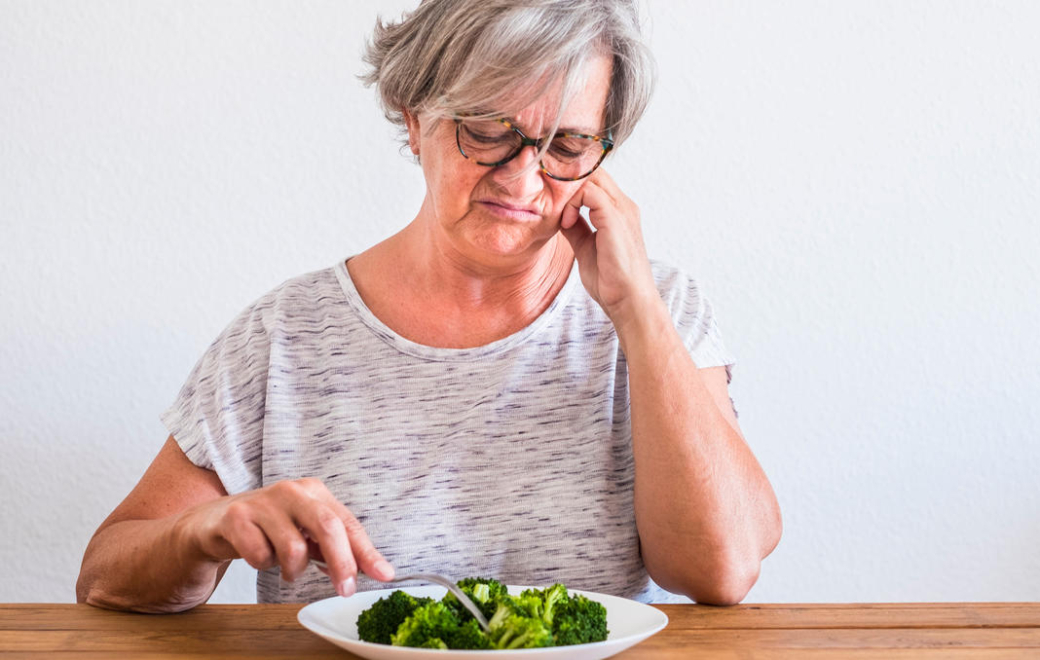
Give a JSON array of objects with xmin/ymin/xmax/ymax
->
[{"xmin": 297, "ymin": 585, "xmax": 668, "ymax": 660}]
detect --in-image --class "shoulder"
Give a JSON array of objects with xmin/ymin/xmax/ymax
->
[
  {"xmin": 196, "ymin": 265, "xmax": 347, "ymax": 362},
  {"xmin": 648, "ymin": 260, "xmax": 737, "ymax": 368},
  {"xmin": 262, "ymin": 265, "xmax": 343, "ymax": 311},
  {"xmin": 649, "ymin": 259, "xmax": 713, "ymax": 316},
  {"xmin": 228, "ymin": 265, "xmax": 343, "ymax": 329}
]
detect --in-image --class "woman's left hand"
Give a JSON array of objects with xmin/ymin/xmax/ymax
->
[{"xmin": 560, "ymin": 168, "xmax": 660, "ymax": 328}]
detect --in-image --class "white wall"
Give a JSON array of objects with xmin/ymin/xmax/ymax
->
[{"xmin": 2, "ymin": 1, "xmax": 1037, "ymax": 605}]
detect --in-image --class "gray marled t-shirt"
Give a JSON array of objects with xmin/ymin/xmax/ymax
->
[{"xmin": 161, "ymin": 258, "xmax": 736, "ymax": 604}]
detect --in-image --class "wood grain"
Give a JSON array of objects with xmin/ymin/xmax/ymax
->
[
  {"xmin": 654, "ymin": 603, "xmax": 1040, "ymax": 630},
  {"xmin": 0, "ymin": 603, "xmax": 1037, "ymax": 659}
]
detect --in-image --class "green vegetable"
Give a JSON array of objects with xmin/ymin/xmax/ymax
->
[
  {"xmin": 489, "ymin": 612, "xmax": 553, "ymax": 649},
  {"xmin": 390, "ymin": 601, "xmax": 459, "ymax": 648},
  {"xmin": 552, "ymin": 593, "xmax": 609, "ymax": 646},
  {"xmin": 355, "ymin": 577, "xmax": 610, "ymax": 650},
  {"xmin": 443, "ymin": 577, "xmax": 508, "ymax": 621},
  {"xmin": 447, "ymin": 618, "xmax": 494, "ymax": 650},
  {"xmin": 418, "ymin": 638, "xmax": 448, "ymax": 649},
  {"xmin": 356, "ymin": 590, "xmax": 432, "ymax": 645}
]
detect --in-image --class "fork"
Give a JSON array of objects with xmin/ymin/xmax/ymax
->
[{"xmin": 310, "ymin": 559, "xmax": 491, "ymax": 632}]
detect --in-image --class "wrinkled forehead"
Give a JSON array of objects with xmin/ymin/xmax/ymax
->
[{"xmin": 474, "ymin": 54, "xmax": 612, "ymax": 137}]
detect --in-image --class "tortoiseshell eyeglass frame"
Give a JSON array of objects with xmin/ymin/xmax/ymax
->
[{"xmin": 454, "ymin": 117, "xmax": 614, "ymax": 182}]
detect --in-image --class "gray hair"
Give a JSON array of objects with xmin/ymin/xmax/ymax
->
[{"xmin": 361, "ymin": 0, "xmax": 655, "ymax": 151}]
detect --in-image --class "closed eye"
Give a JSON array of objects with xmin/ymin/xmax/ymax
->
[
  {"xmin": 463, "ymin": 125, "xmax": 514, "ymax": 145},
  {"xmin": 548, "ymin": 138, "xmax": 589, "ymax": 160}
]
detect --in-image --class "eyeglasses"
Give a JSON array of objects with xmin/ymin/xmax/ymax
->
[{"xmin": 455, "ymin": 118, "xmax": 614, "ymax": 181}]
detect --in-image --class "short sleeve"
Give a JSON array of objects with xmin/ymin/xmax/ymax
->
[
  {"xmin": 159, "ymin": 295, "xmax": 273, "ymax": 495},
  {"xmin": 652, "ymin": 262, "xmax": 737, "ymax": 371}
]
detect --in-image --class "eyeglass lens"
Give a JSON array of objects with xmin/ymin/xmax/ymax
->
[{"xmin": 457, "ymin": 120, "xmax": 606, "ymax": 180}]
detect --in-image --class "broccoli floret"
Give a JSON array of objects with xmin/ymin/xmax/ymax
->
[
  {"xmin": 525, "ymin": 583, "xmax": 568, "ymax": 625},
  {"xmin": 443, "ymin": 577, "xmax": 508, "ymax": 620},
  {"xmin": 458, "ymin": 576, "xmax": 508, "ymax": 602},
  {"xmin": 390, "ymin": 601, "xmax": 459, "ymax": 648},
  {"xmin": 489, "ymin": 613, "xmax": 554, "ymax": 649},
  {"xmin": 487, "ymin": 593, "xmax": 538, "ymax": 630},
  {"xmin": 447, "ymin": 618, "xmax": 494, "ymax": 650},
  {"xmin": 419, "ymin": 638, "xmax": 448, "ymax": 649},
  {"xmin": 552, "ymin": 593, "xmax": 609, "ymax": 645},
  {"xmin": 487, "ymin": 599, "xmax": 513, "ymax": 631},
  {"xmin": 506, "ymin": 591, "xmax": 546, "ymax": 619},
  {"xmin": 356, "ymin": 590, "xmax": 432, "ymax": 645},
  {"xmin": 356, "ymin": 578, "xmax": 608, "ymax": 649},
  {"xmin": 486, "ymin": 593, "xmax": 555, "ymax": 649}
]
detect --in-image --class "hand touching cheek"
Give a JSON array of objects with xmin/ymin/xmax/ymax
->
[{"xmin": 559, "ymin": 169, "xmax": 660, "ymax": 327}]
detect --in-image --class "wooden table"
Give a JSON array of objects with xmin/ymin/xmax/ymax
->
[{"xmin": 1, "ymin": 603, "xmax": 1037, "ymax": 658}]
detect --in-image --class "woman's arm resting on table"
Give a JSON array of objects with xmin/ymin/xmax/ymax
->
[
  {"xmin": 561, "ymin": 170, "xmax": 782, "ymax": 605},
  {"xmin": 622, "ymin": 310, "xmax": 782, "ymax": 605},
  {"xmin": 76, "ymin": 436, "xmax": 232, "ymax": 612},
  {"xmin": 76, "ymin": 435, "xmax": 393, "ymax": 613}
]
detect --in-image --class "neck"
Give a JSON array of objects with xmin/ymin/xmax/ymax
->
[
  {"xmin": 415, "ymin": 228, "xmax": 574, "ymax": 313},
  {"xmin": 426, "ymin": 232, "xmax": 574, "ymax": 309},
  {"xmin": 347, "ymin": 223, "xmax": 575, "ymax": 348}
]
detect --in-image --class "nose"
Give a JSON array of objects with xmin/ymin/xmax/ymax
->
[{"xmin": 492, "ymin": 144, "xmax": 545, "ymax": 198}]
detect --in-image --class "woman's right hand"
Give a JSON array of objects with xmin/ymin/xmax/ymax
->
[
  {"xmin": 188, "ymin": 477, "xmax": 395, "ymax": 597},
  {"xmin": 78, "ymin": 436, "xmax": 393, "ymax": 612}
]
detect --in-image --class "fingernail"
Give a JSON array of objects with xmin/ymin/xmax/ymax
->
[
  {"xmin": 374, "ymin": 559, "xmax": 394, "ymax": 580},
  {"xmin": 338, "ymin": 576, "xmax": 356, "ymax": 598}
]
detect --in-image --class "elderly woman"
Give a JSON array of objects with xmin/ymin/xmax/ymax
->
[{"xmin": 77, "ymin": 0, "xmax": 780, "ymax": 612}]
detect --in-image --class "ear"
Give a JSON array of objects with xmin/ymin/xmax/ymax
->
[{"xmin": 401, "ymin": 108, "xmax": 421, "ymax": 156}]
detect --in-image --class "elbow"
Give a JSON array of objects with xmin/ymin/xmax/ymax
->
[
  {"xmin": 646, "ymin": 545, "xmax": 766, "ymax": 606},
  {"xmin": 76, "ymin": 561, "xmax": 204, "ymax": 614},
  {"xmin": 76, "ymin": 582, "xmax": 203, "ymax": 614},
  {"xmin": 75, "ymin": 577, "xmax": 90, "ymax": 605},
  {"xmin": 645, "ymin": 501, "xmax": 783, "ymax": 606},
  {"xmin": 691, "ymin": 514, "xmax": 783, "ymax": 606},
  {"xmin": 76, "ymin": 549, "xmax": 124, "ymax": 611},
  {"xmin": 76, "ymin": 569, "xmax": 127, "ymax": 611},
  {"xmin": 686, "ymin": 556, "xmax": 761, "ymax": 606},
  {"xmin": 76, "ymin": 559, "xmax": 102, "ymax": 607}
]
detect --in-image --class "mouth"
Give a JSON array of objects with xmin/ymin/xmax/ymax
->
[{"xmin": 475, "ymin": 200, "xmax": 542, "ymax": 221}]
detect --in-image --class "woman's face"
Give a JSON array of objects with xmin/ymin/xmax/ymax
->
[{"xmin": 405, "ymin": 55, "xmax": 612, "ymax": 270}]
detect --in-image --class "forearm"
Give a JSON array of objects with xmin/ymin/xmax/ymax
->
[
  {"xmin": 76, "ymin": 511, "xmax": 227, "ymax": 613},
  {"xmin": 617, "ymin": 299, "xmax": 781, "ymax": 604}
]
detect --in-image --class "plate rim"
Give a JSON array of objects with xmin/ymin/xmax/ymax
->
[{"xmin": 297, "ymin": 584, "xmax": 669, "ymax": 655}]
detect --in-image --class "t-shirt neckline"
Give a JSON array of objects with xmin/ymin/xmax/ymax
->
[{"xmin": 332, "ymin": 257, "xmax": 581, "ymax": 362}]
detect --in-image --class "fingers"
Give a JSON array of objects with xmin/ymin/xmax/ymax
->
[
  {"xmin": 338, "ymin": 509, "xmax": 396, "ymax": 583},
  {"xmin": 221, "ymin": 501, "xmax": 277, "ymax": 571},
  {"xmin": 559, "ymin": 210, "xmax": 594, "ymax": 258},
  {"xmin": 562, "ymin": 169, "xmax": 627, "ymax": 233},
  {"xmin": 288, "ymin": 492, "xmax": 394, "ymax": 596},
  {"xmin": 561, "ymin": 183, "xmax": 587, "ymax": 230},
  {"xmin": 286, "ymin": 497, "xmax": 355, "ymax": 591},
  {"xmin": 582, "ymin": 169, "xmax": 623, "ymax": 212},
  {"xmin": 216, "ymin": 479, "xmax": 393, "ymax": 599}
]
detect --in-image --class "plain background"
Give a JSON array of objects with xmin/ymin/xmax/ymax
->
[{"xmin": 2, "ymin": 1, "xmax": 1038, "ymax": 605}]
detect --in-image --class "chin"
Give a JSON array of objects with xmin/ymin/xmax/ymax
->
[
  {"xmin": 461, "ymin": 218, "xmax": 536, "ymax": 249},
  {"xmin": 473, "ymin": 237, "xmax": 534, "ymax": 259},
  {"xmin": 467, "ymin": 227, "xmax": 547, "ymax": 261}
]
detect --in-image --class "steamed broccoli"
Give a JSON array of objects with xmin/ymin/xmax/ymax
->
[
  {"xmin": 448, "ymin": 618, "xmax": 494, "ymax": 650},
  {"xmin": 355, "ymin": 577, "xmax": 609, "ymax": 650},
  {"xmin": 489, "ymin": 591, "xmax": 544, "ymax": 624},
  {"xmin": 551, "ymin": 593, "xmax": 609, "ymax": 645},
  {"xmin": 484, "ymin": 591, "xmax": 557, "ymax": 649},
  {"xmin": 521, "ymin": 584, "xmax": 568, "ymax": 624},
  {"xmin": 390, "ymin": 601, "xmax": 459, "ymax": 648},
  {"xmin": 356, "ymin": 590, "xmax": 432, "ymax": 645},
  {"xmin": 489, "ymin": 613, "xmax": 554, "ymax": 649},
  {"xmin": 443, "ymin": 577, "xmax": 508, "ymax": 620},
  {"xmin": 418, "ymin": 638, "xmax": 448, "ymax": 649}
]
